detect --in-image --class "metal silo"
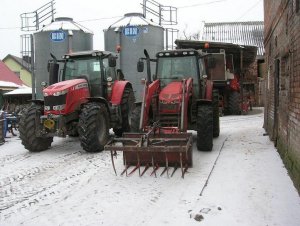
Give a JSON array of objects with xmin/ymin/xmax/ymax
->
[
  {"xmin": 34, "ymin": 17, "xmax": 93, "ymax": 99},
  {"xmin": 104, "ymin": 13, "xmax": 164, "ymax": 101}
]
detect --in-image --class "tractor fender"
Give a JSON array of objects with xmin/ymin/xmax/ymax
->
[
  {"xmin": 205, "ymin": 80, "xmax": 214, "ymax": 101},
  {"xmin": 111, "ymin": 81, "xmax": 132, "ymax": 105},
  {"xmin": 84, "ymin": 97, "xmax": 110, "ymax": 116}
]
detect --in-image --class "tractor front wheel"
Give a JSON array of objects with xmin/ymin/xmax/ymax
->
[
  {"xmin": 79, "ymin": 102, "xmax": 109, "ymax": 152},
  {"xmin": 113, "ymin": 86, "xmax": 135, "ymax": 136},
  {"xmin": 19, "ymin": 103, "xmax": 53, "ymax": 152},
  {"xmin": 196, "ymin": 104, "xmax": 213, "ymax": 151},
  {"xmin": 129, "ymin": 105, "xmax": 141, "ymax": 132}
]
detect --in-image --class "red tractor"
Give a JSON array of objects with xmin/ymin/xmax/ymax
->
[
  {"xmin": 19, "ymin": 50, "xmax": 135, "ymax": 152},
  {"xmin": 105, "ymin": 49, "xmax": 219, "ymax": 177}
]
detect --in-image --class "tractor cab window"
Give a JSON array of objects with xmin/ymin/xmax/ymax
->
[
  {"xmin": 64, "ymin": 57, "xmax": 101, "ymax": 83},
  {"xmin": 102, "ymin": 58, "xmax": 116, "ymax": 81},
  {"xmin": 198, "ymin": 58, "xmax": 206, "ymax": 77},
  {"xmin": 157, "ymin": 56, "xmax": 197, "ymax": 81}
]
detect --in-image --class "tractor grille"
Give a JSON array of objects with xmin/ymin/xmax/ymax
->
[
  {"xmin": 44, "ymin": 94, "xmax": 67, "ymax": 110},
  {"xmin": 159, "ymin": 114, "xmax": 179, "ymax": 127},
  {"xmin": 159, "ymin": 103, "xmax": 179, "ymax": 112}
]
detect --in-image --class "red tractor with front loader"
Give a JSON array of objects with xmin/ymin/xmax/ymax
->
[
  {"xmin": 19, "ymin": 50, "xmax": 135, "ymax": 152},
  {"xmin": 105, "ymin": 49, "xmax": 220, "ymax": 177}
]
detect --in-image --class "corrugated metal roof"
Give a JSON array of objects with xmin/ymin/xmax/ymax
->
[{"xmin": 202, "ymin": 21, "xmax": 264, "ymax": 57}]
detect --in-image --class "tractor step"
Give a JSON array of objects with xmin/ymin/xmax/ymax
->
[{"xmin": 104, "ymin": 132, "xmax": 193, "ymax": 178}]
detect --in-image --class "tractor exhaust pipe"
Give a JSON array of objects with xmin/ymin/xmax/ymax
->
[{"xmin": 144, "ymin": 49, "xmax": 152, "ymax": 83}]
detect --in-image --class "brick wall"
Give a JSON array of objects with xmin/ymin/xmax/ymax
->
[{"xmin": 264, "ymin": 0, "xmax": 300, "ymax": 193}]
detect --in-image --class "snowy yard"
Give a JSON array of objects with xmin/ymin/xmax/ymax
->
[{"xmin": 0, "ymin": 108, "xmax": 299, "ymax": 226}]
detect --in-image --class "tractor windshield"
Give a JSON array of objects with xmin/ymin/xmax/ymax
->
[
  {"xmin": 64, "ymin": 57, "xmax": 101, "ymax": 82},
  {"xmin": 156, "ymin": 56, "xmax": 198, "ymax": 82}
]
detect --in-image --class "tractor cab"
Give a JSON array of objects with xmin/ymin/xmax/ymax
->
[
  {"xmin": 155, "ymin": 49, "xmax": 207, "ymax": 99},
  {"xmin": 59, "ymin": 50, "xmax": 117, "ymax": 98}
]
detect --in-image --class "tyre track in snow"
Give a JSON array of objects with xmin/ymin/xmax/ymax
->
[
  {"xmin": 0, "ymin": 144, "xmax": 112, "ymax": 220},
  {"xmin": 0, "ymin": 153, "xmax": 32, "ymax": 167}
]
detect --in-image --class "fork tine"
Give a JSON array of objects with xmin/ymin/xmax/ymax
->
[
  {"xmin": 128, "ymin": 165, "xmax": 139, "ymax": 175},
  {"xmin": 110, "ymin": 150, "xmax": 117, "ymax": 176},
  {"xmin": 171, "ymin": 165, "xmax": 178, "ymax": 177},
  {"xmin": 137, "ymin": 151, "xmax": 141, "ymax": 176},
  {"xmin": 141, "ymin": 164, "xmax": 150, "ymax": 176},
  {"xmin": 180, "ymin": 152, "xmax": 184, "ymax": 178},
  {"xmin": 151, "ymin": 154, "xmax": 157, "ymax": 178},
  {"xmin": 150, "ymin": 164, "xmax": 159, "ymax": 176}
]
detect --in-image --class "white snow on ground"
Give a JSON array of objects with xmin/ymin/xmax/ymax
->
[{"xmin": 0, "ymin": 108, "xmax": 299, "ymax": 226}]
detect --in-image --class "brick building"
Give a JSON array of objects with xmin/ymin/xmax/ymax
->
[{"xmin": 264, "ymin": 0, "xmax": 300, "ymax": 192}]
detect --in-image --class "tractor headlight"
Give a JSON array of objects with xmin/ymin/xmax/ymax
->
[
  {"xmin": 53, "ymin": 104, "xmax": 66, "ymax": 111},
  {"xmin": 53, "ymin": 89, "xmax": 68, "ymax": 96}
]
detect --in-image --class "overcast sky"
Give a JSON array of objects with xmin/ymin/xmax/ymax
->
[{"xmin": 0, "ymin": 0, "xmax": 263, "ymax": 59}]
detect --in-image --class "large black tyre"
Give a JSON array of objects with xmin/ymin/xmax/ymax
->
[
  {"xmin": 113, "ymin": 86, "xmax": 135, "ymax": 136},
  {"xmin": 130, "ymin": 105, "xmax": 142, "ymax": 132},
  {"xmin": 212, "ymin": 90, "xmax": 220, "ymax": 138},
  {"xmin": 78, "ymin": 102, "xmax": 109, "ymax": 152},
  {"xmin": 19, "ymin": 103, "xmax": 53, "ymax": 152},
  {"xmin": 196, "ymin": 104, "xmax": 213, "ymax": 151},
  {"xmin": 228, "ymin": 91, "xmax": 241, "ymax": 115}
]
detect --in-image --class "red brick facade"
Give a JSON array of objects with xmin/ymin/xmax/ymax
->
[{"xmin": 264, "ymin": 0, "xmax": 300, "ymax": 192}]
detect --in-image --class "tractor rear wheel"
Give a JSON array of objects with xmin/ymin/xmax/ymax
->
[
  {"xmin": 212, "ymin": 89, "xmax": 220, "ymax": 138},
  {"xmin": 196, "ymin": 104, "xmax": 213, "ymax": 151},
  {"xmin": 130, "ymin": 105, "xmax": 141, "ymax": 132},
  {"xmin": 19, "ymin": 103, "xmax": 53, "ymax": 152},
  {"xmin": 228, "ymin": 91, "xmax": 241, "ymax": 115},
  {"xmin": 78, "ymin": 102, "xmax": 109, "ymax": 152},
  {"xmin": 113, "ymin": 86, "xmax": 135, "ymax": 136}
]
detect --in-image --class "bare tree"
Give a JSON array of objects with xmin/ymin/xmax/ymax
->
[{"xmin": 180, "ymin": 23, "xmax": 201, "ymax": 40}]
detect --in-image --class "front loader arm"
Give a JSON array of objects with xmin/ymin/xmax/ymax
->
[{"xmin": 140, "ymin": 79, "xmax": 160, "ymax": 131}]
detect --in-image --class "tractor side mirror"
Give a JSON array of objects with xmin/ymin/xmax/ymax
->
[
  {"xmin": 108, "ymin": 56, "xmax": 116, "ymax": 67},
  {"xmin": 137, "ymin": 60, "xmax": 144, "ymax": 72}
]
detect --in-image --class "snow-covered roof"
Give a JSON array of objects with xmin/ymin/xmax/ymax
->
[
  {"xmin": 0, "ymin": 81, "xmax": 20, "ymax": 89},
  {"xmin": 39, "ymin": 17, "xmax": 93, "ymax": 34},
  {"xmin": 3, "ymin": 87, "xmax": 32, "ymax": 95},
  {"xmin": 109, "ymin": 13, "xmax": 162, "ymax": 28}
]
